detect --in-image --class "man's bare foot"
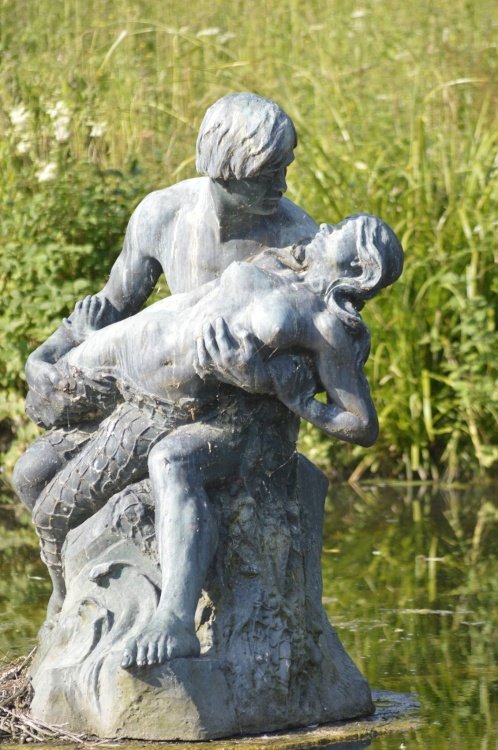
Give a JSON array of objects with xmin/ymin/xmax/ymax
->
[{"xmin": 121, "ymin": 611, "xmax": 200, "ymax": 669}]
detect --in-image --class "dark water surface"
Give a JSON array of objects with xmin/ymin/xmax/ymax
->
[{"xmin": 1, "ymin": 482, "xmax": 497, "ymax": 749}]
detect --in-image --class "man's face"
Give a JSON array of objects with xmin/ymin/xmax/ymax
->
[{"xmin": 217, "ymin": 152, "xmax": 294, "ymax": 216}]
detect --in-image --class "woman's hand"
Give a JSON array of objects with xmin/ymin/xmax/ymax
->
[{"xmin": 267, "ymin": 354, "xmax": 318, "ymax": 412}]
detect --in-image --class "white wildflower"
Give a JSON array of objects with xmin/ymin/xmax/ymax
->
[
  {"xmin": 47, "ymin": 101, "xmax": 71, "ymax": 143},
  {"xmin": 309, "ymin": 24, "xmax": 325, "ymax": 32},
  {"xmin": 10, "ymin": 104, "xmax": 31, "ymax": 131},
  {"xmin": 218, "ymin": 32, "xmax": 236, "ymax": 44},
  {"xmin": 196, "ymin": 27, "xmax": 220, "ymax": 37},
  {"xmin": 47, "ymin": 100, "xmax": 70, "ymax": 120},
  {"xmin": 36, "ymin": 161, "xmax": 57, "ymax": 182},
  {"xmin": 89, "ymin": 121, "xmax": 107, "ymax": 138},
  {"xmin": 54, "ymin": 121, "xmax": 70, "ymax": 143},
  {"xmin": 351, "ymin": 9, "xmax": 367, "ymax": 18},
  {"xmin": 16, "ymin": 137, "xmax": 32, "ymax": 155}
]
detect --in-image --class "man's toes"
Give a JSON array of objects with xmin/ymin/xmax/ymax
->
[
  {"xmin": 121, "ymin": 640, "xmax": 137, "ymax": 669},
  {"xmin": 136, "ymin": 642, "xmax": 148, "ymax": 666},
  {"xmin": 157, "ymin": 635, "xmax": 168, "ymax": 664},
  {"xmin": 147, "ymin": 640, "xmax": 159, "ymax": 665},
  {"xmin": 165, "ymin": 636, "xmax": 178, "ymax": 660}
]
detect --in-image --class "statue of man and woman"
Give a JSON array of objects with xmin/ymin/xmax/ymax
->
[{"xmin": 14, "ymin": 93, "xmax": 402, "ymax": 673}]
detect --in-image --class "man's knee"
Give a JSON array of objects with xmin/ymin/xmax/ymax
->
[
  {"xmin": 148, "ymin": 438, "xmax": 196, "ymax": 480},
  {"xmin": 149, "ymin": 440, "xmax": 179, "ymax": 472}
]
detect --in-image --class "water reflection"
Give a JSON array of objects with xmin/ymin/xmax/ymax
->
[
  {"xmin": 0, "ymin": 501, "xmax": 50, "ymax": 660},
  {"xmin": 1, "ymin": 482, "xmax": 497, "ymax": 749},
  {"xmin": 320, "ymin": 743, "xmax": 371, "ymax": 749},
  {"xmin": 323, "ymin": 482, "xmax": 498, "ymax": 749}
]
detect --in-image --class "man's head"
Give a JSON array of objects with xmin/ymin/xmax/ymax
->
[
  {"xmin": 196, "ymin": 93, "xmax": 297, "ymax": 215},
  {"xmin": 196, "ymin": 93, "xmax": 296, "ymax": 180}
]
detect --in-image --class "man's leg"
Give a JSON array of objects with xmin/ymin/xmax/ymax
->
[{"xmin": 122, "ymin": 420, "xmax": 243, "ymax": 668}]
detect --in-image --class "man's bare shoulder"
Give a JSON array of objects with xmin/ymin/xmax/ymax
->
[
  {"xmin": 132, "ymin": 177, "xmax": 209, "ymax": 224},
  {"xmin": 272, "ymin": 198, "xmax": 318, "ymax": 245}
]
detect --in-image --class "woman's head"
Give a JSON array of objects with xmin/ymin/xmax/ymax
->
[
  {"xmin": 305, "ymin": 213, "xmax": 404, "ymax": 363},
  {"xmin": 312, "ymin": 213, "xmax": 403, "ymax": 300}
]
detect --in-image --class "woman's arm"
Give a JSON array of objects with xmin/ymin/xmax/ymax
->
[{"xmin": 269, "ymin": 329, "xmax": 378, "ymax": 448}]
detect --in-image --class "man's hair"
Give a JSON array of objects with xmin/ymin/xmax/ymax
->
[{"xmin": 196, "ymin": 92, "xmax": 297, "ymax": 180}]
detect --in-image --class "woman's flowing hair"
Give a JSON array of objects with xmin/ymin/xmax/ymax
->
[{"xmin": 324, "ymin": 214, "xmax": 404, "ymax": 366}]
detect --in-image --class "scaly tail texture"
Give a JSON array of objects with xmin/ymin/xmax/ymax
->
[{"xmin": 32, "ymin": 400, "xmax": 181, "ymax": 573}]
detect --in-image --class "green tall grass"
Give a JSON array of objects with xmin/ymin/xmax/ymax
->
[{"xmin": 1, "ymin": 0, "xmax": 497, "ymax": 482}]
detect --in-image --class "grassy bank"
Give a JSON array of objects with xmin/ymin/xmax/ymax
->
[{"xmin": 1, "ymin": 0, "xmax": 497, "ymax": 483}]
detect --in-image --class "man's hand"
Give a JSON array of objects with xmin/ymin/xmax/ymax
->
[
  {"xmin": 194, "ymin": 317, "xmax": 272, "ymax": 393},
  {"xmin": 65, "ymin": 295, "xmax": 119, "ymax": 344}
]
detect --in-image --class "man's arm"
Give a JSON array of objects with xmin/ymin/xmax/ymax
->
[
  {"xmin": 99, "ymin": 193, "xmax": 165, "ymax": 318},
  {"xmin": 193, "ymin": 317, "xmax": 273, "ymax": 393},
  {"xmin": 26, "ymin": 192, "xmax": 168, "ymax": 390},
  {"xmin": 24, "ymin": 296, "xmax": 122, "ymax": 429},
  {"xmin": 25, "ymin": 296, "xmax": 119, "ymax": 393}
]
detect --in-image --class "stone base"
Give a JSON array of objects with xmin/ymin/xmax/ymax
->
[
  {"xmin": 32, "ymin": 655, "xmax": 236, "ymax": 739},
  {"xmin": 31, "ymin": 650, "xmax": 373, "ymax": 740},
  {"xmin": 28, "ymin": 690, "xmax": 419, "ymax": 747},
  {"xmin": 30, "ymin": 453, "xmax": 374, "ymax": 740}
]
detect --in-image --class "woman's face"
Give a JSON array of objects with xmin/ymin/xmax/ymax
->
[{"xmin": 314, "ymin": 220, "xmax": 360, "ymax": 279}]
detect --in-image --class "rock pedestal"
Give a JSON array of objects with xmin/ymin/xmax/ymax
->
[{"xmin": 30, "ymin": 450, "xmax": 373, "ymax": 740}]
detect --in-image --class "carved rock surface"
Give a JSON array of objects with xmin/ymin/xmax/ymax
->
[{"xmin": 30, "ymin": 454, "xmax": 373, "ymax": 739}]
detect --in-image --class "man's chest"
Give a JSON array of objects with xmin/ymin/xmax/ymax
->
[{"xmin": 159, "ymin": 224, "xmax": 265, "ymax": 294}]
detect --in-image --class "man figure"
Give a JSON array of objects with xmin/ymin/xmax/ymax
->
[{"xmin": 14, "ymin": 92, "xmax": 318, "ymax": 521}]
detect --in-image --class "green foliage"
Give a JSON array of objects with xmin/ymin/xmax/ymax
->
[
  {"xmin": 0, "ymin": 0, "xmax": 497, "ymax": 483},
  {"xmin": 0, "ymin": 147, "xmax": 150, "ymax": 464}
]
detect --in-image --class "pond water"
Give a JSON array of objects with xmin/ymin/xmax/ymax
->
[{"xmin": 1, "ymin": 481, "xmax": 497, "ymax": 749}]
